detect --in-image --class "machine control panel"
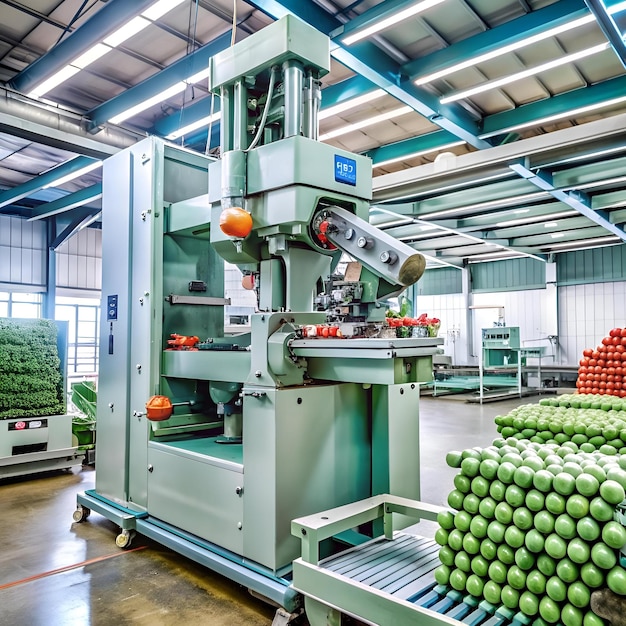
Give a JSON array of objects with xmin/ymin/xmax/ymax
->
[{"xmin": 107, "ymin": 295, "xmax": 118, "ymax": 321}]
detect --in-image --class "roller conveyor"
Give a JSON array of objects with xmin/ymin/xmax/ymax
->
[{"xmin": 291, "ymin": 495, "xmax": 540, "ymax": 626}]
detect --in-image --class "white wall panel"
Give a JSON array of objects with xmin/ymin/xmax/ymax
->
[
  {"xmin": 0, "ymin": 215, "xmax": 46, "ymax": 287},
  {"xmin": 558, "ymin": 281, "xmax": 625, "ymax": 366},
  {"xmin": 55, "ymin": 227, "xmax": 102, "ymax": 291}
]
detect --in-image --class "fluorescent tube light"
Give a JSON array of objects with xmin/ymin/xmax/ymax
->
[
  {"xmin": 72, "ymin": 43, "xmax": 111, "ymax": 69},
  {"xmin": 467, "ymin": 252, "xmax": 527, "ymax": 262},
  {"xmin": 104, "ymin": 16, "xmax": 151, "ymax": 48},
  {"xmin": 441, "ymin": 42, "xmax": 610, "ymax": 104},
  {"xmin": 372, "ymin": 140, "xmax": 465, "ymax": 169},
  {"xmin": 420, "ymin": 192, "xmax": 549, "ymax": 220},
  {"xmin": 544, "ymin": 222, "xmax": 559, "ymax": 227},
  {"xmin": 110, "ymin": 82, "xmax": 187, "ymax": 124},
  {"xmin": 319, "ymin": 89, "xmax": 386, "ymax": 120},
  {"xmin": 142, "ymin": 0, "xmax": 186, "ymax": 21},
  {"xmin": 550, "ymin": 232, "xmax": 565, "ymax": 238},
  {"xmin": 320, "ymin": 106, "xmax": 412, "ymax": 141},
  {"xmin": 564, "ymin": 175, "xmax": 626, "ymax": 191},
  {"xmin": 494, "ymin": 210, "xmax": 578, "ymax": 228},
  {"xmin": 29, "ymin": 66, "xmax": 81, "ymax": 98},
  {"xmin": 543, "ymin": 236, "xmax": 622, "ymax": 250},
  {"xmin": 481, "ymin": 95, "xmax": 626, "ymax": 138},
  {"xmin": 165, "ymin": 111, "xmax": 222, "ymax": 140},
  {"xmin": 343, "ymin": 0, "xmax": 446, "ymax": 46},
  {"xmin": 415, "ymin": 14, "xmax": 595, "ymax": 85},
  {"xmin": 43, "ymin": 160, "xmax": 103, "ymax": 189}
]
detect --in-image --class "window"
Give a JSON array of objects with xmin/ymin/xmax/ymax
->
[
  {"xmin": 0, "ymin": 292, "xmax": 42, "ymax": 318},
  {"xmin": 55, "ymin": 296, "xmax": 100, "ymax": 375}
]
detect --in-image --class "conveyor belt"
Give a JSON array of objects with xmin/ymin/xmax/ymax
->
[{"xmin": 314, "ymin": 534, "xmax": 536, "ymax": 625}]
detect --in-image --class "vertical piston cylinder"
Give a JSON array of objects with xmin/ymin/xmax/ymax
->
[{"xmin": 282, "ymin": 60, "xmax": 304, "ymax": 138}]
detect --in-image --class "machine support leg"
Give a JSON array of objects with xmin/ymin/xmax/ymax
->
[{"xmin": 303, "ymin": 597, "xmax": 342, "ymax": 626}]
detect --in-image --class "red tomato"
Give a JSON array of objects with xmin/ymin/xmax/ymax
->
[
  {"xmin": 610, "ymin": 328, "xmax": 622, "ymax": 337},
  {"xmin": 607, "ymin": 382, "xmax": 615, "ymax": 390},
  {"xmin": 622, "ymin": 328, "xmax": 626, "ymax": 337},
  {"xmin": 608, "ymin": 367, "xmax": 616, "ymax": 376},
  {"xmin": 613, "ymin": 337, "xmax": 621, "ymax": 346},
  {"xmin": 620, "ymin": 389, "xmax": 626, "ymax": 397},
  {"xmin": 607, "ymin": 352, "xmax": 615, "ymax": 361},
  {"xmin": 616, "ymin": 367, "xmax": 623, "ymax": 376},
  {"xmin": 598, "ymin": 360, "xmax": 606, "ymax": 368},
  {"xmin": 589, "ymin": 359, "xmax": 598, "ymax": 367},
  {"xmin": 622, "ymin": 337, "xmax": 626, "ymax": 346},
  {"xmin": 616, "ymin": 345, "xmax": 625, "ymax": 353},
  {"xmin": 580, "ymin": 358, "xmax": 589, "ymax": 367},
  {"xmin": 583, "ymin": 348, "xmax": 593, "ymax": 357},
  {"xmin": 603, "ymin": 337, "xmax": 612, "ymax": 346},
  {"xmin": 601, "ymin": 373, "xmax": 608, "ymax": 381},
  {"xmin": 592, "ymin": 350, "xmax": 600, "ymax": 359},
  {"xmin": 616, "ymin": 382, "xmax": 622, "ymax": 390},
  {"xmin": 608, "ymin": 375, "xmax": 615, "ymax": 382}
]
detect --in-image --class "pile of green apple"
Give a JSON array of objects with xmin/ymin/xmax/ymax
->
[
  {"xmin": 495, "ymin": 397, "xmax": 626, "ymax": 455},
  {"xmin": 436, "ymin": 435, "xmax": 626, "ymax": 625}
]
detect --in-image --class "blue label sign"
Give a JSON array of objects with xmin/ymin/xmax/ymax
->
[{"xmin": 334, "ymin": 155, "xmax": 357, "ymax": 186}]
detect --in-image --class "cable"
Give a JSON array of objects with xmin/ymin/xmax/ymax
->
[
  {"xmin": 247, "ymin": 66, "xmax": 277, "ymax": 151},
  {"xmin": 231, "ymin": 0, "xmax": 237, "ymax": 46}
]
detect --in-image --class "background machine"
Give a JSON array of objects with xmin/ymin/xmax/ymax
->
[{"xmin": 75, "ymin": 16, "xmax": 442, "ymax": 623}]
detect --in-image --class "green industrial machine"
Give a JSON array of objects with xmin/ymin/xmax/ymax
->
[
  {"xmin": 74, "ymin": 16, "xmax": 445, "ymax": 625},
  {"xmin": 479, "ymin": 326, "xmax": 522, "ymax": 402}
]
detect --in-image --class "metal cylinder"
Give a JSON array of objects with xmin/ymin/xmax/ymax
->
[
  {"xmin": 233, "ymin": 78, "xmax": 249, "ymax": 150},
  {"xmin": 282, "ymin": 60, "xmax": 304, "ymax": 138},
  {"xmin": 224, "ymin": 411, "xmax": 242, "ymax": 440},
  {"xmin": 303, "ymin": 71, "xmax": 321, "ymax": 140},
  {"xmin": 221, "ymin": 149, "xmax": 246, "ymax": 207},
  {"xmin": 220, "ymin": 85, "xmax": 233, "ymax": 153}
]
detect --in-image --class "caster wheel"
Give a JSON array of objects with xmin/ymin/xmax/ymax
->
[
  {"xmin": 72, "ymin": 506, "xmax": 91, "ymax": 523},
  {"xmin": 115, "ymin": 530, "xmax": 135, "ymax": 549}
]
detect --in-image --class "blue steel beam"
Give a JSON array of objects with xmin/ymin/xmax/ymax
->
[
  {"xmin": 584, "ymin": 0, "xmax": 626, "ymax": 68},
  {"xmin": 509, "ymin": 160, "xmax": 626, "ymax": 241},
  {"xmin": 321, "ymin": 75, "xmax": 378, "ymax": 108},
  {"xmin": 89, "ymin": 31, "xmax": 233, "ymax": 129},
  {"xmin": 29, "ymin": 183, "xmax": 103, "ymax": 220},
  {"xmin": 245, "ymin": 0, "xmax": 489, "ymax": 149},
  {"xmin": 152, "ymin": 97, "xmax": 220, "ymax": 138},
  {"xmin": 402, "ymin": 0, "xmax": 590, "ymax": 79},
  {"xmin": 10, "ymin": 0, "xmax": 155, "ymax": 94},
  {"xmin": 0, "ymin": 156, "xmax": 98, "ymax": 209},
  {"xmin": 51, "ymin": 207, "xmax": 102, "ymax": 250},
  {"xmin": 365, "ymin": 130, "xmax": 459, "ymax": 166}
]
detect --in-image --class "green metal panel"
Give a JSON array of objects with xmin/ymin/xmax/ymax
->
[
  {"xmin": 416, "ymin": 267, "xmax": 462, "ymax": 295},
  {"xmin": 556, "ymin": 244, "xmax": 626, "ymax": 285},
  {"xmin": 471, "ymin": 258, "xmax": 546, "ymax": 293}
]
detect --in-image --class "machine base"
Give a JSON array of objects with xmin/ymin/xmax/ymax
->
[
  {"xmin": 0, "ymin": 446, "xmax": 84, "ymax": 480},
  {"xmin": 75, "ymin": 490, "xmax": 301, "ymax": 613}
]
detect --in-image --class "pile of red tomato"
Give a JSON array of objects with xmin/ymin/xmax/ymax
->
[{"xmin": 577, "ymin": 327, "xmax": 626, "ymax": 397}]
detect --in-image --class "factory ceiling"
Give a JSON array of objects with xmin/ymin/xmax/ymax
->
[{"xmin": 0, "ymin": 0, "xmax": 626, "ymax": 264}]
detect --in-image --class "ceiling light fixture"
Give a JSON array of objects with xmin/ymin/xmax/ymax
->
[
  {"xmin": 543, "ymin": 236, "xmax": 622, "ymax": 250},
  {"xmin": 467, "ymin": 252, "xmax": 527, "ymax": 263},
  {"xmin": 372, "ymin": 140, "xmax": 465, "ymax": 169},
  {"xmin": 494, "ymin": 210, "xmax": 578, "ymax": 228},
  {"xmin": 165, "ymin": 111, "xmax": 222, "ymax": 140},
  {"xmin": 27, "ymin": 0, "xmax": 185, "ymax": 98},
  {"xmin": 544, "ymin": 222, "xmax": 559, "ymax": 227},
  {"xmin": 43, "ymin": 160, "xmax": 103, "ymax": 189},
  {"xmin": 440, "ymin": 42, "xmax": 610, "ymax": 104},
  {"xmin": 342, "ymin": 0, "xmax": 446, "ymax": 46},
  {"xmin": 550, "ymin": 232, "xmax": 565, "ymax": 238},
  {"xmin": 481, "ymin": 95, "xmax": 626, "ymax": 138},
  {"xmin": 415, "ymin": 14, "xmax": 595, "ymax": 85},
  {"xmin": 319, "ymin": 105, "xmax": 412, "ymax": 141},
  {"xmin": 419, "ymin": 192, "xmax": 549, "ymax": 220},
  {"xmin": 319, "ymin": 89, "xmax": 386, "ymax": 120}
]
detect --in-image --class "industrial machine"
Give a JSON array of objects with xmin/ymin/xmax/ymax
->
[
  {"xmin": 0, "ymin": 318, "xmax": 83, "ymax": 479},
  {"xmin": 73, "ymin": 16, "xmax": 444, "ymax": 625}
]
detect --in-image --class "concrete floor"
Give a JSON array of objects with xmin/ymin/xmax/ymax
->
[{"xmin": 0, "ymin": 394, "xmax": 531, "ymax": 625}]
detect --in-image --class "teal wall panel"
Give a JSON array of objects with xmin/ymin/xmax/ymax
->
[
  {"xmin": 471, "ymin": 258, "xmax": 546, "ymax": 292},
  {"xmin": 416, "ymin": 267, "xmax": 462, "ymax": 295},
  {"xmin": 557, "ymin": 244, "xmax": 626, "ymax": 285}
]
